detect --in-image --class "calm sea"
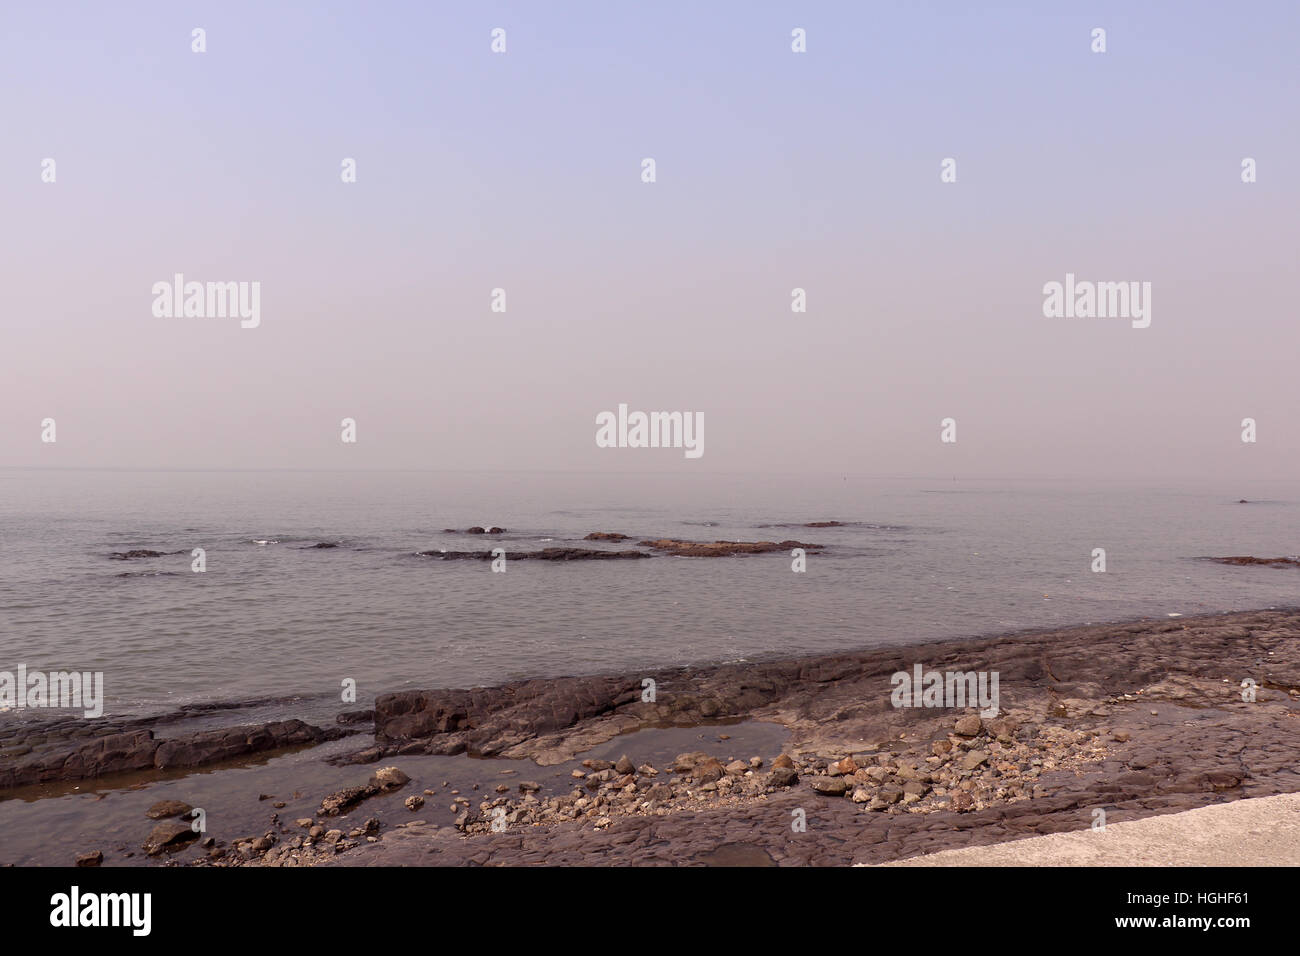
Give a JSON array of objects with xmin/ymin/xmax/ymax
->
[{"xmin": 2, "ymin": 468, "xmax": 1295, "ymax": 726}]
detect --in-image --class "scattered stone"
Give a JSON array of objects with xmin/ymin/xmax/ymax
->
[
  {"xmin": 809, "ymin": 776, "xmax": 849, "ymax": 796},
  {"xmin": 767, "ymin": 768, "xmax": 798, "ymax": 788}
]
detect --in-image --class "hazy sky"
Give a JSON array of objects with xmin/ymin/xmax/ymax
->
[{"xmin": 3, "ymin": 1, "xmax": 1297, "ymax": 480}]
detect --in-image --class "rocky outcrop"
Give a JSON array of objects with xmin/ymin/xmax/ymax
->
[
  {"xmin": 366, "ymin": 608, "xmax": 1300, "ymax": 771},
  {"xmin": 637, "ymin": 538, "xmax": 823, "ymax": 557},
  {"xmin": 418, "ymin": 548, "xmax": 649, "ymax": 561},
  {"xmin": 1206, "ymin": 556, "xmax": 1300, "ymax": 567},
  {"xmin": 0, "ymin": 719, "xmax": 349, "ymax": 791}
]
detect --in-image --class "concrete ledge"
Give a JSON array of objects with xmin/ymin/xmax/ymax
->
[{"xmin": 872, "ymin": 792, "xmax": 1300, "ymax": 866}]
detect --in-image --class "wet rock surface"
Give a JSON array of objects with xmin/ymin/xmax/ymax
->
[
  {"xmin": 0, "ymin": 716, "xmax": 352, "ymax": 790},
  {"xmin": 15, "ymin": 608, "xmax": 1298, "ymax": 868},
  {"xmin": 306, "ymin": 607, "xmax": 1300, "ymax": 866}
]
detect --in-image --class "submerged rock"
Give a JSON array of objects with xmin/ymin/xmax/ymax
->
[
  {"xmin": 143, "ymin": 821, "xmax": 199, "ymax": 856},
  {"xmin": 637, "ymin": 538, "xmax": 823, "ymax": 557},
  {"xmin": 145, "ymin": 800, "xmax": 194, "ymax": 820},
  {"xmin": 419, "ymin": 548, "xmax": 649, "ymax": 561},
  {"xmin": 1207, "ymin": 556, "xmax": 1300, "ymax": 567}
]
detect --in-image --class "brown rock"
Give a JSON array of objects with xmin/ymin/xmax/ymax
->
[
  {"xmin": 145, "ymin": 800, "xmax": 193, "ymax": 820},
  {"xmin": 143, "ymin": 821, "xmax": 199, "ymax": 856}
]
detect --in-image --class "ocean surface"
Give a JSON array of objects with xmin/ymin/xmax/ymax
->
[{"xmin": 2, "ymin": 468, "xmax": 1296, "ymax": 726}]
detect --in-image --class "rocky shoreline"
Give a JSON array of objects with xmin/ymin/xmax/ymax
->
[
  {"xmin": 202, "ymin": 607, "xmax": 1300, "ymax": 866},
  {"xmin": 9, "ymin": 607, "xmax": 1299, "ymax": 866}
]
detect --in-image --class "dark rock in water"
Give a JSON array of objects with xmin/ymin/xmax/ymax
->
[
  {"xmin": 584, "ymin": 532, "xmax": 630, "ymax": 541},
  {"xmin": 637, "ymin": 538, "xmax": 823, "ymax": 557},
  {"xmin": 1238, "ymin": 499, "xmax": 1249, "ymax": 503},
  {"xmin": 465, "ymin": 527, "xmax": 486, "ymax": 534},
  {"xmin": 1206, "ymin": 556, "xmax": 1300, "ymax": 568},
  {"xmin": 451, "ymin": 526, "xmax": 506, "ymax": 534},
  {"xmin": 319, "ymin": 767, "xmax": 408, "ymax": 816},
  {"xmin": 337, "ymin": 709, "xmax": 375, "ymax": 725},
  {"xmin": 419, "ymin": 548, "xmax": 649, "ymax": 561},
  {"xmin": 802, "ymin": 521, "xmax": 846, "ymax": 528},
  {"xmin": 0, "ymin": 718, "xmax": 349, "ymax": 791},
  {"xmin": 304, "ymin": 542, "xmax": 339, "ymax": 549},
  {"xmin": 143, "ymin": 821, "xmax": 199, "ymax": 856},
  {"xmin": 320, "ymin": 785, "xmax": 372, "ymax": 817},
  {"xmin": 486, "ymin": 526, "xmax": 506, "ymax": 534},
  {"xmin": 108, "ymin": 549, "xmax": 180, "ymax": 560},
  {"xmin": 75, "ymin": 850, "xmax": 103, "ymax": 867},
  {"xmin": 145, "ymin": 800, "xmax": 193, "ymax": 820}
]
